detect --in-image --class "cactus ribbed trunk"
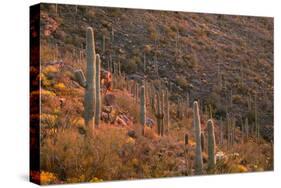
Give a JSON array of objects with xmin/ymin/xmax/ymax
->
[
  {"xmin": 84, "ymin": 27, "xmax": 96, "ymax": 133},
  {"xmin": 207, "ymin": 119, "xmax": 216, "ymax": 170},
  {"xmin": 201, "ymin": 132, "xmax": 205, "ymax": 152},
  {"xmin": 95, "ymin": 54, "xmax": 101, "ymax": 128},
  {"xmin": 140, "ymin": 85, "xmax": 146, "ymax": 136},
  {"xmin": 193, "ymin": 101, "xmax": 203, "ymax": 175}
]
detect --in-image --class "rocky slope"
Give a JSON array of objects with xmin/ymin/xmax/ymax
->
[{"xmin": 39, "ymin": 3, "xmax": 273, "ymax": 138}]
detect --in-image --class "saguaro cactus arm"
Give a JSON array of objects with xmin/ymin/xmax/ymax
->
[{"xmin": 74, "ymin": 69, "xmax": 87, "ymax": 88}]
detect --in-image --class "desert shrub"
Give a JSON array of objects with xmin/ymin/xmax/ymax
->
[
  {"xmin": 232, "ymin": 94, "xmax": 243, "ymax": 105},
  {"xmin": 143, "ymin": 44, "xmax": 152, "ymax": 53},
  {"xmin": 41, "ymin": 46, "xmax": 57, "ymax": 64},
  {"xmin": 123, "ymin": 56, "xmax": 140, "ymax": 74},
  {"xmin": 115, "ymin": 92, "xmax": 139, "ymax": 123},
  {"xmin": 54, "ymin": 82, "xmax": 66, "ymax": 91},
  {"xmin": 182, "ymin": 54, "xmax": 198, "ymax": 69},
  {"xmin": 40, "ymin": 127, "xmax": 128, "ymax": 183},
  {"xmin": 175, "ymin": 75, "xmax": 188, "ymax": 90},
  {"xmin": 147, "ymin": 24, "xmax": 159, "ymax": 41},
  {"xmin": 214, "ymin": 107, "xmax": 227, "ymax": 120},
  {"xmin": 40, "ymin": 171, "xmax": 59, "ymax": 185}
]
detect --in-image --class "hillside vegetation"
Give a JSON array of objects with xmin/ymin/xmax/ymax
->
[{"xmin": 34, "ymin": 3, "xmax": 273, "ymax": 185}]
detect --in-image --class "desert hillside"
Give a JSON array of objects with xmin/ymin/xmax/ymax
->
[{"xmin": 32, "ymin": 3, "xmax": 273, "ymax": 185}]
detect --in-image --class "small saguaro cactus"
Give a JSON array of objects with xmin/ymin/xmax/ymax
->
[
  {"xmin": 74, "ymin": 27, "xmax": 97, "ymax": 134},
  {"xmin": 95, "ymin": 54, "xmax": 101, "ymax": 128},
  {"xmin": 184, "ymin": 132, "xmax": 189, "ymax": 175},
  {"xmin": 140, "ymin": 85, "xmax": 146, "ymax": 136},
  {"xmin": 207, "ymin": 119, "xmax": 216, "ymax": 170},
  {"xmin": 154, "ymin": 90, "xmax": 164, "ymax": 136},
  {"xmin": 232, "ymin": 119, "xmax": 235, "ymax": 145},
  {"xmin": 219, "ymin": 117, "xmax": 224, "ymax": 145},
  {"xmin": 254, "ymin": 93, "xmax": 260, "ymax": 141},
  {"xmin": 102, "ymin": 34, "xmax": 105, "ymax": 53},
  {"xmin": 227, "ymin": 114, "xmax": 231, "ymax": 147},
  {"xmin": 193, "ymin": 101, "xmax": 203, "ymax": 175},
  {"xmin": 245, "ymin": 117, "xmax": 249, "ymax": 140},
  {"xmin": 164, "ymin": 89, "xmax": 170, "ymax": 134}
]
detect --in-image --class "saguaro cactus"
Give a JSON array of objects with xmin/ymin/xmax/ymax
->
[
  {"xmin": 219, "ymin": 117, "xmax": 224, "ymax": 145},
  {"xmin": 95, "ymin": 54, "xmax": 101, "ymax": 128},
  {"xmin": 154, "ymin": 90, "xmax": 164, "ymax": 136},
  {"xmin": 140, "ymin": 85, "xmax": 146, "ymax": 136},
  {"xmin": 207, "ymin": 119, "xmax": 216, "ymax": 170},
  {"xmin": 254, "ymin": 93, "xmax": 260, "ymax": 141},
  {"xmin": 201, "ymin": 132, "xmax": 205, "ymax": 152},
  {"xmin": 102, "ymin": 35, "xmax": 105, "ymax": 53},
  {"xmin": 184, "ymin": 133, "xmax": 189, "ymax": 175},
  {"xmin": 74, "ymin": 27, "xmax": 97, "ymax": 134},
  {"xmin": 245, "ymin": 117, "xmax": 249, "ymax": 140},
  {"xmin": 164, "ymin": 89, "xmax": 170, "ymax": 134},
  {"xmin": 193, "ymin": 101, "xmax": 203, "ymax": 175},
  {"xmin": 227, "ymin": 114, "xmax": 231, "ymax": 147},
  {"xmin": 84, "ymin": 27, "xmax": 96, "ymax": 133}
]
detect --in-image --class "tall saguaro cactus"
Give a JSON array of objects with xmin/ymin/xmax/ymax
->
[
  {"xmin": 84, "ymin": 27, "xmax": 96, "ymax": 132},
  {"xmin": 207, "ymin": 119, "xmax": 216, "ymax": 170},
  {"xmin": 95, "ymin": 54, "xmax": 101, "ymax": 128},
  {"xmin": 193, "ymin": 101, "xmax": 203, "ymax": 175},
  {"xmin": 140, "ymin": 85, "xmax": 146, "ymax": 136},
  {"xmin": 74, "ymin": 27, "xmax": 96, "ymax": 134}
]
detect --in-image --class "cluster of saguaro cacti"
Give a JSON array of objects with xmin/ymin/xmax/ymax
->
[
  {"xmin": 74, "ymin": 27, "xmax": 101, "ymax": 132},
  {"xmin": 176, "ymin": 96, "xmax": 184, "ymax": 120},
  {"xmin": 193, "ymin": 101, "xmax": 203, "ymax": 175},
  {"xmin": 207, "ymin": 119, "xmax": 216, "ymax": 170},
  {"xmin": 226, "ymin": 114, "xmax": 236, "ymax": 147}
]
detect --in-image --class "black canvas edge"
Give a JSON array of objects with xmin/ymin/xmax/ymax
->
[{"xmin": 30, "ymin": 3, "xmax": 41, "ymax": 185}]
